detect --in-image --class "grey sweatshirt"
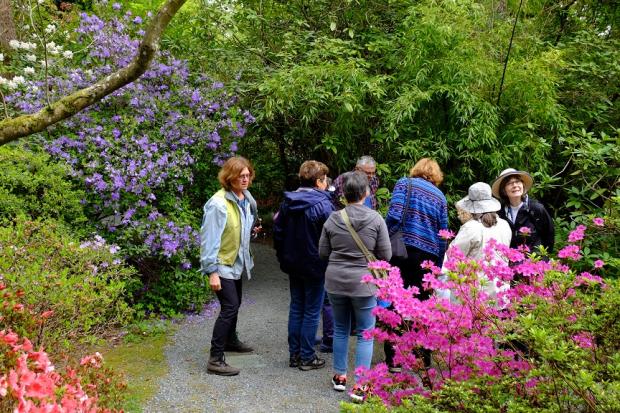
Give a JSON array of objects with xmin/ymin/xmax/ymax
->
[{"xmin": 319, "ymin": 204, "xmax": 392, "ymax": 297}]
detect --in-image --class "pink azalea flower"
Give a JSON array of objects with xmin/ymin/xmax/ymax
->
[
  {"xmin": 567, "ymin": 225, "xmax": 587, "ymax": 243},
  {"xmin": 592, "ymin": 217, "xmax": 605, "ymax": 227},
  {"xmin": 518, "ymin": 226, "xmax": 531, "ymax": 235},
  {"xmin": 438, "ymin": 229, "xmax": 455, "ymax": 240},
  {"xmin": 558, "ymin": 245, "xmax": 582, "ymax": 260},
  {"xmin": 572, "ymin": 332, "xmax": 595, "ymax": 349},
  {"xmin": 594, "ymin": 259, "xmax": 605, "ymax": 269}
]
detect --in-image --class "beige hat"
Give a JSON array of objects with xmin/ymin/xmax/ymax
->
[
  {"xmin": 491, "ymin": 168, "xmax": 533, "ymax": 198},
  {"xmin": 456, "ymin": 182, "xmax": 502, "ymax": 214}
]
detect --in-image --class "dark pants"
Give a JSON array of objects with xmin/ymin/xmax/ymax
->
[
  {"xmin": 384, "ymin": 246, "xmax": 438, "ymax": 368},
  {"xmin": 210, "ymin": 278, "xmax": 242, "ymax": 359},
  {"xmin": 321, "ymin": 293, "xmax": 333, "ymax": 349}
]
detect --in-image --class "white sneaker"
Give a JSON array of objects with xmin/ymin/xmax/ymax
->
[{"xmin": 332, "ymin": 374, "xmax": 346, "ymax": 392}]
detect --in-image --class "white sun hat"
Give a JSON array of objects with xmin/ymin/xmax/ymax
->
[{"xmin": 456, "ymin": 182, "xmax": 502, "ymax": 214}]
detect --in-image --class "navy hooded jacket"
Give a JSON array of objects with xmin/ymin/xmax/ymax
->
[{"xmin": 273, "ymin": 188, "xmax": 335, "ymax": 280}]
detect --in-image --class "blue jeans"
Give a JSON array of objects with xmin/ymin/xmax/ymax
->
[
  {"xmin": 288, "ymin": 276, "xmax": 324, "ymax": 361},
  {"xmin": 328, "ymin": 294, "xmax": 376, "ymax": 379}
]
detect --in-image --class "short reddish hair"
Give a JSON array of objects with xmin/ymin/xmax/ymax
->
[
  {"xmin": 298, "ymin": 160, "xmax": 329, "ymax": 187},
  {"xmin": 218, "ymin": 156, "xmax": 255, "ymax": 191},
  {"xmin": 410, "ymin": 158, "xmax": 444, "ymax": 186}
]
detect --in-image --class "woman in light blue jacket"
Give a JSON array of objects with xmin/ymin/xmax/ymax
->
[{"xmin": 200, "ymin": 156, "xmax": 258, "ymax": 376}]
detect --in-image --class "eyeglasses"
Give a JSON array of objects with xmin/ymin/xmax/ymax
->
[
  {"xmin": 238, "ymin": 174, "xmax": 251, "ymax": 181},
  {"xmin": 505, "ymin": 179, "xmax": 522, "ymax": 187},
  {"xmin": 356, "ymin": 167, "xmax": 376, "ymax": 177}
]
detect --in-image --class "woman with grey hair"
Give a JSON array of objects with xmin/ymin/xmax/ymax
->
[{"xmin": 319, "ymin": 171, "xmax": 392, "ymax": 401}]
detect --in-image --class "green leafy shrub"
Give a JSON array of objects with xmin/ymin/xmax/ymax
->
[
  {"xmin": 555, "ymin": 201, "xmax": 620, "ymax": 277},
  {"xmin": 132, "ymin": 262, "xmax": 209, "ymax": 317},
  {"xmin": 0, "ymin": 145, "xmax": 90, "ymax": 234},
  {"xmin": 0, "ymin": 218, "xmax": 136, "ymax": 352}
]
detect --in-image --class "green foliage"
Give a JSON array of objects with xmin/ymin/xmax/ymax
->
[
  {"xmin": 161, "ymin": 0, "xmax": 618, "ymax": 223},
  {"xmin": 556, "ymin": 129, "xmax": 620, "ymax": 213},
  {"xmin": 556, "ymin": 204, "xmax": 620, "ymax": 277},
  {"xmin": 0, "ymin": 145, "xmax": 90, "ymax": 233},
  {"xmin": 133, "ymin": 264, "xmax": 210, "ymax": 317},
  {"xmin": 0, "ymin": 217, "xmax": 136, "ymax": 353},
  {"xmin": 123, "ymin": 318, "xmax": 171, "ymax": 343}
]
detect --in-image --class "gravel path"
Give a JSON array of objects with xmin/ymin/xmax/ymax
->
[{"xmin": 144, "ymin": 241, "xmax": 382, "ymax": 413}]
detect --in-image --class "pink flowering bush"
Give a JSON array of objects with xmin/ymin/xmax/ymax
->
[
  {"xmin": 0, "ymin": 284, "xmax": 126, "ymax": 412},
  {"xmin": 350, "ymin": 223, "xmax": 620, "ymax": 412},
  {"xmin": 555, "ymin": 200, "xmax": 619, "ymax": 277},
  {"xmin": 0, "ymin": 331, "xmax": 126, "ymax": 412}
]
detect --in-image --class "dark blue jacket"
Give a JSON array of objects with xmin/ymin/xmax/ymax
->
[{"xmin": 274, "ymin": 188, "xmax": 335, "ymax": 280}]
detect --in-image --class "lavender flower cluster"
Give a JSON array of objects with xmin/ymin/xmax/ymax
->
[{"xmin": 6, "ymin": 4, "xmax": 255, "ymax": 266}]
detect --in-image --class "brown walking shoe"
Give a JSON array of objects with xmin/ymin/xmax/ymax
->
[
  {"xmin": 224, "ymin": 340, "xmax": 254, "ymax": 353},
  {"xmin": 207, "ymin": 356, "xmax": 240, "ymax": 376},
  {"xmin": 298, "ymin": 355, "xmax": 326, "ymax": 371}
]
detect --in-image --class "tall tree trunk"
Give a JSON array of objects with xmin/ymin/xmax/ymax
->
[
  {"xmin": 0, "ymin": 0, "xmax": 17, "ymax": 55},
  {"xmin": 0, "ymin": 0, "xmax": 188, "ymax": 144}
]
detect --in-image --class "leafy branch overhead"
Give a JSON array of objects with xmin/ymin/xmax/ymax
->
[{"xmin": 0, "ymin": 0, "xmax": 188, "ymax": 144}]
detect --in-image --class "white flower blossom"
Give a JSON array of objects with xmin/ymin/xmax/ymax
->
[
  {"xmin": 38, "ymin": 0, "xmax": 45, "ymax": 4},
  {"xmin": 0, "ymin": 77, "xmax": 7, "ymax": 86},
  {"xmin": 12, "ymin": 76, "xmax": 25, "ymax": 84},
  {"xmin": 30, "ymin": 85, "xmax": 39, "ymax": 92},
  {"xmin": 46, "ymin": 41, "xmax": 56, "ymax": 49},
  {"xmin": 22, "ymin": 24, "xmax": 30, "ymax": 30},
  {"xmin": 44, "ymin": 24, "xmax": 56, "ymax": 35},
  {"xmin": 0, "ymin": 54, "xmax": 3, "ymax": 62},
  {"xmin": 9, "ymin": 39, "xmax": 20, "ymax": 49},
  {"xmin": 63, "ymin": 50, "xmax": 73, "ymax": 59},
  {"xmin": 26, "ymin": 54, "xmax": 37, "ymax": 62},
  {"xmin": 7, "ymin": 80, "xmax": 18, "ymax": 89},
  {"xmin": 24, "ymin": 67, "xmax": 35, "ymax": 75}
]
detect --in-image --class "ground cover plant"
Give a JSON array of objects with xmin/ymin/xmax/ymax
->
[
  {"xmin": 346, "ymin": 219, "xmax": 620, "ymax": 412},
  {"xmin": 0, "ymin": 217, "xmax": 135, "ymax": 353}
]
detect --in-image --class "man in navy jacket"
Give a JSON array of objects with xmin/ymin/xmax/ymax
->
[{"xmin": 274, "ymin": 160, "xmax": 335, "ymax": 371}]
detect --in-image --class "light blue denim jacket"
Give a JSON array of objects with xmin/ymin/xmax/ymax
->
[{"xmin": 200, "ymin": 189, "xmax": 256, "ymax": 280}]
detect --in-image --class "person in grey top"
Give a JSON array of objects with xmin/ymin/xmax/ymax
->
[{"xmin": 319, "ymin": 171, "xmax": 391, "ymax": 401}]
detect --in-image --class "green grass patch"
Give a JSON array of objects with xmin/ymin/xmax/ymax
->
[{"xmin": 100, "ymin": 321, "xmax": 176, "ymax": 413}]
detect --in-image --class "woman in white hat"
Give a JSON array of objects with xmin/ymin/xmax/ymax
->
[
  {"xmin": 441, "ymin": 182, "xmax": 512, "ymax": 300},
  {"xmin": 491, "ymin": 168, "xmax": 554, "ymax": 254}
]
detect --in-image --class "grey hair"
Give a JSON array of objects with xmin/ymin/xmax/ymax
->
[
  {"xmin": 342, "ymin": 171, "xmax": 369, "ymax": 203},
  {"xmin": 356, "ymin": 155, "xmax": 376, "ymax": 168}
]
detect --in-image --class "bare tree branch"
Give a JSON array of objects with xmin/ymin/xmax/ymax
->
[{"xmin": 0, "ymin": 0, "xmax": 188, "ymax": 145}]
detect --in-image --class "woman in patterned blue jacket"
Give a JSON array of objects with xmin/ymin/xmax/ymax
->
[{"xmin": 384, "ymin": 158, "xmax": 449, "ymax": 372}]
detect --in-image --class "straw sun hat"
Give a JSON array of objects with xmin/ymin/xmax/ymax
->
[
  {"xmin": 491, "ymin": 168, "xmax": 534, "ymax": 199},
  {"xmin": 456, "ymin": 182, "xmax": 501, "ymax": 214}
]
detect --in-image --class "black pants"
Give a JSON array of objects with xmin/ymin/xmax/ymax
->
[
  {"xmin": 210, "ymin": 278, "xmax": 242, "ymax": 359},
  {"xmin": 384, "ymin": 246, "xmax": 438, "ymax": 368}
]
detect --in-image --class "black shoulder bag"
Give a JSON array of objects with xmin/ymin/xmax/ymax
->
[{"xmin": 389, "ymin": 178, "xmax": 411, "ymax": 259}]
